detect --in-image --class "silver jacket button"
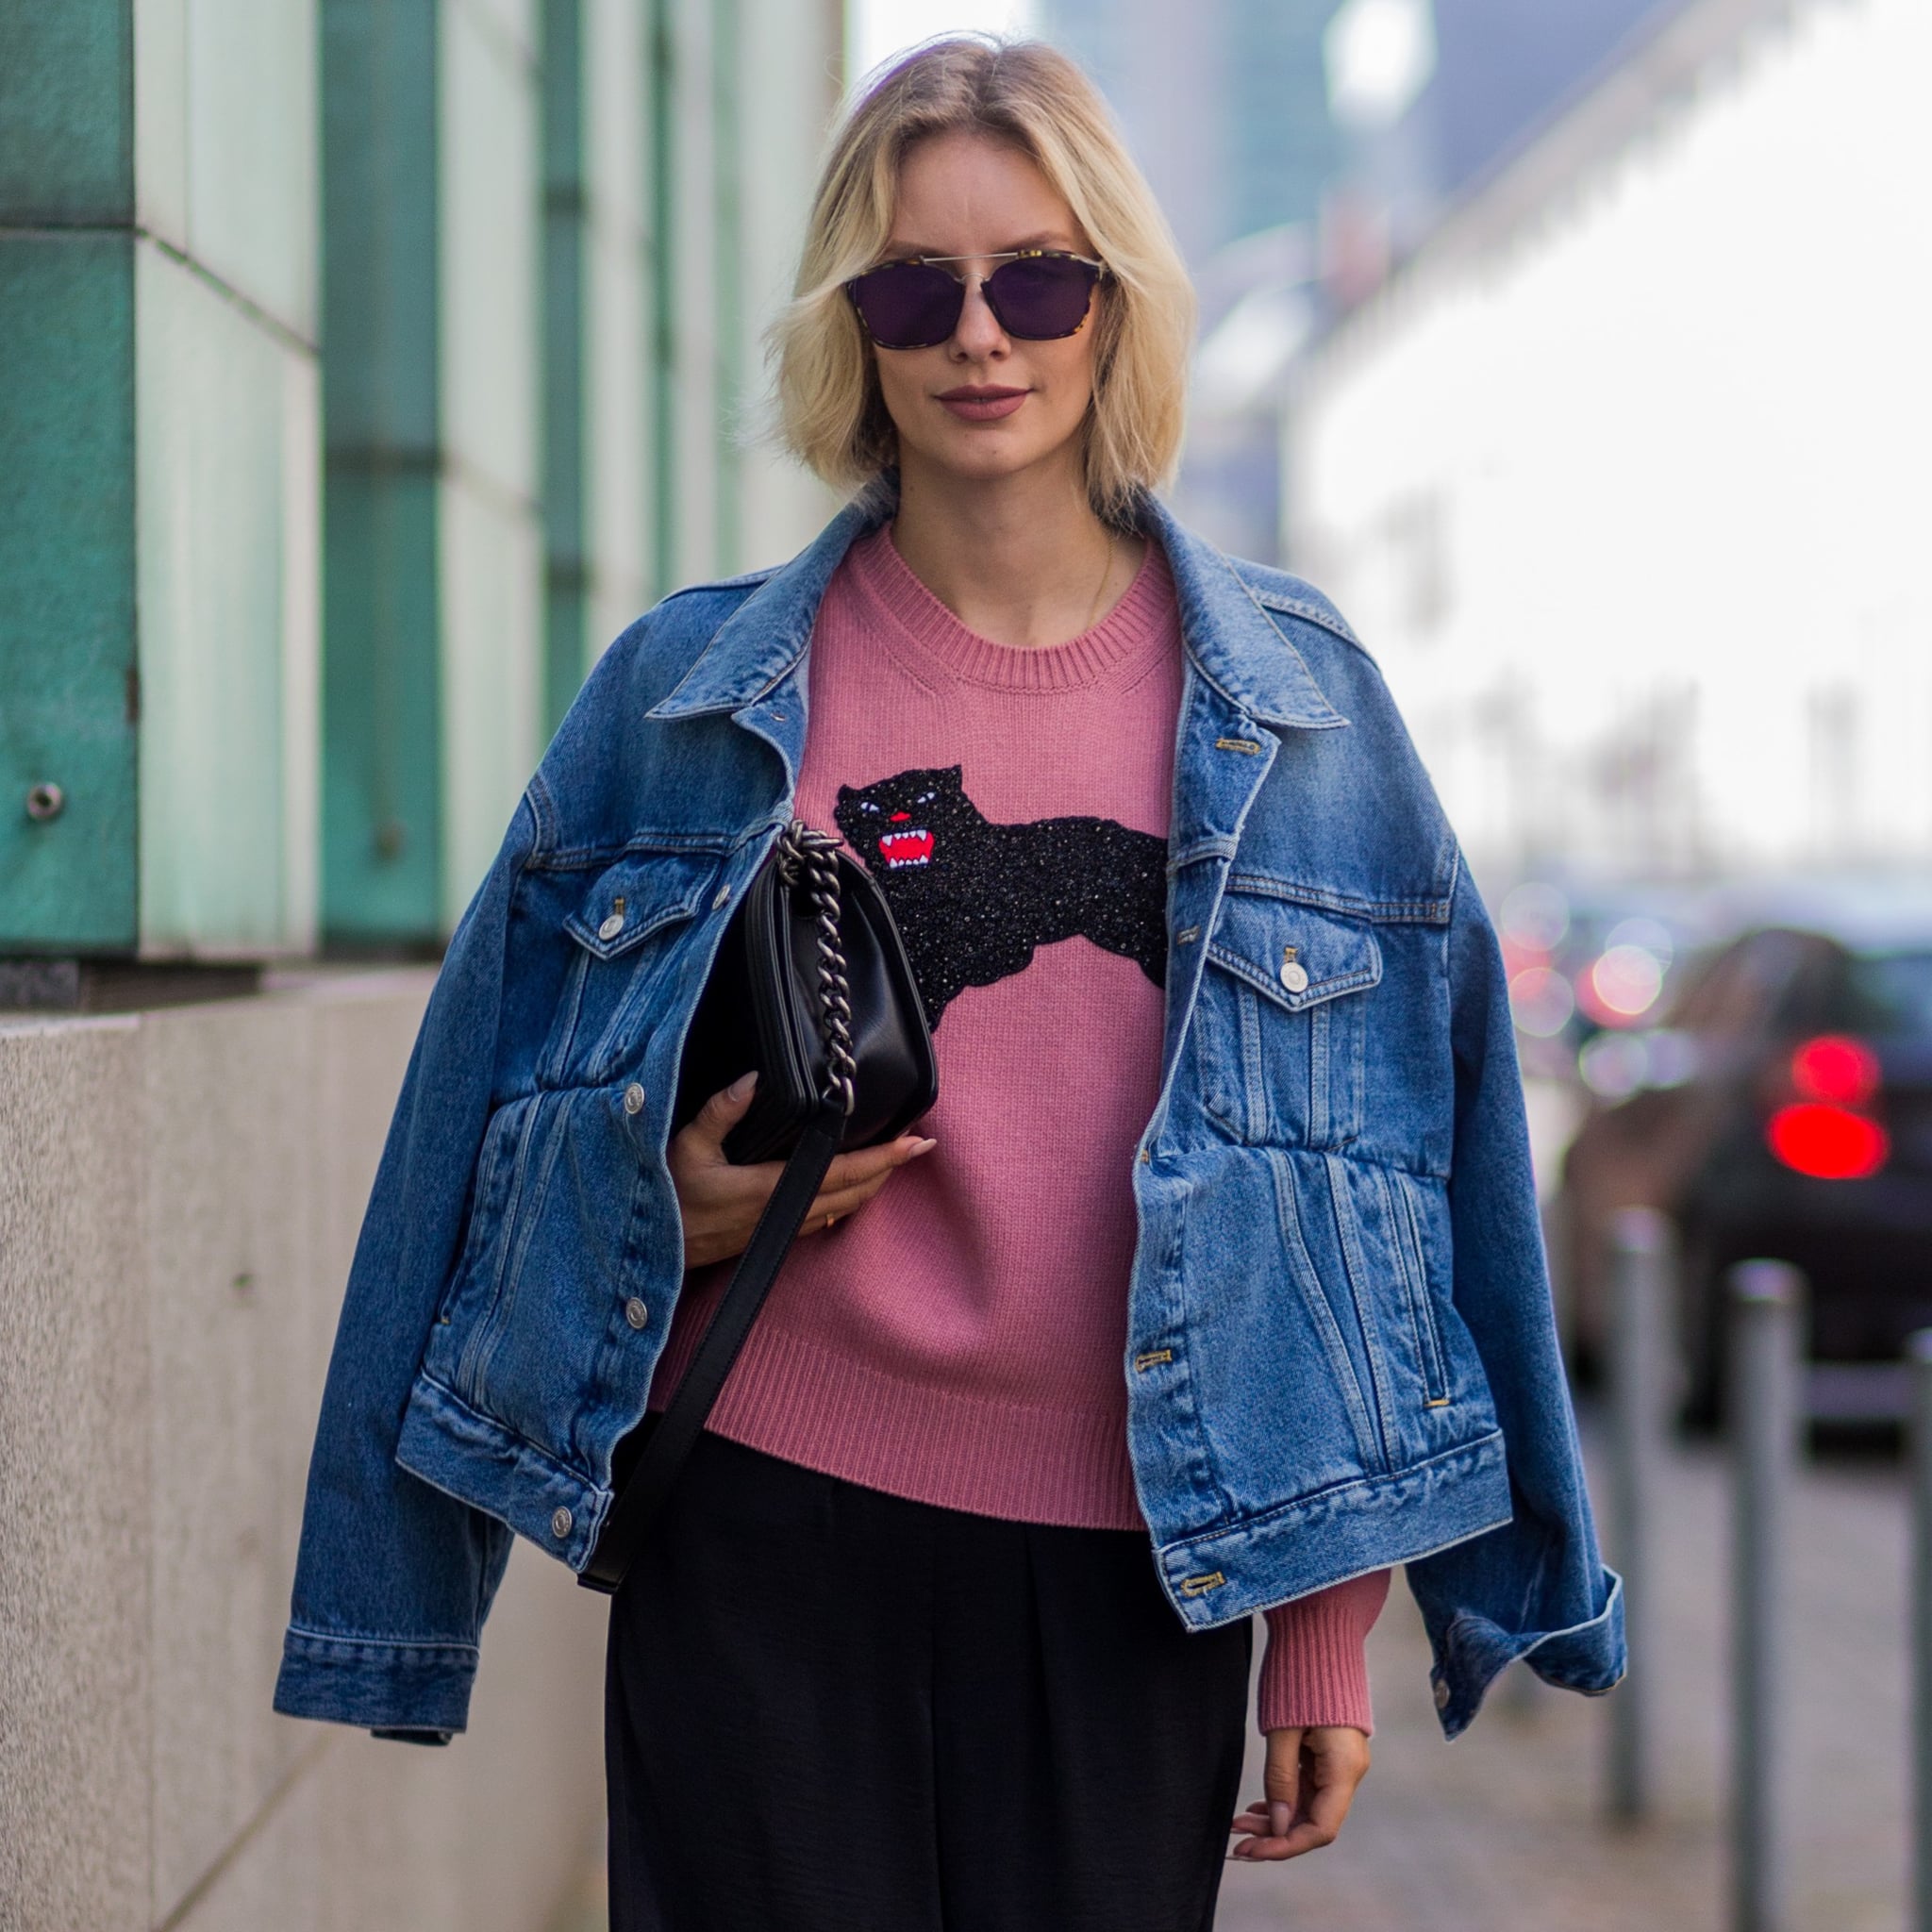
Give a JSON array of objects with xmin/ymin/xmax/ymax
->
[
  {"xmin": 551, "ymin": 1506, "xmax": 574, "ymax": 1539},
  {"xmin": 623, "ymin": 1082, "xmax": 646, "ymax": 1115},
  {"xmin": 1279, "ymin": 958, "xmax": 1309, "ymax": 993},
  {"xmin": 625, "ymin": 1296, "xmax": 650, "ymax": 1330},
  {"xmin": 598, "ymin": 910, "xmax": 625, "ymax": 941},
  {"xmin": 712, "ymin": 883, "xmax": 732, "ymax": 909}
]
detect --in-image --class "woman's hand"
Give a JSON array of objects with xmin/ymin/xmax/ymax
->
[
  {"xmin": 1228, "ymin": 1725, "xmax": 1371, "ymax": 1862},
  {"xmin": 669, "ymin": 1070, "xmax": 937, "ymax": 1269}
]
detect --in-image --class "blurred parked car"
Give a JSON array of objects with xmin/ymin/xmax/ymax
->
[{"xmin": 1557, "ymin": 892, "xmax": 1932, "ymax": 1424}]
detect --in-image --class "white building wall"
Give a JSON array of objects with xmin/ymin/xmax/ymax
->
[{"xmin": 1287, "ymin": 0, "xmax": 1932, "ymax": 880}]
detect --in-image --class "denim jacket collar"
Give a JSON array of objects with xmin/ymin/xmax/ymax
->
[{"xmin": 643, "ymin": 474, "xmax": 1349, "ymax": 733}]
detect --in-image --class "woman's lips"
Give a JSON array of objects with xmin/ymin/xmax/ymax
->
[{"xmin": 936, "ymin": 387, "xmax": 1028, "ymax": 422}]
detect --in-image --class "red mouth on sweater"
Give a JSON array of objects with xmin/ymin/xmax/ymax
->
[{"xmin": 877, "ymin": 827, "xmax": 934, "ymax": 868}]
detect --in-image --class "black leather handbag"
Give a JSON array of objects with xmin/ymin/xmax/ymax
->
[{"xmin": 577, "ymin": 818, "xmax": 938, "ymax": 1593}]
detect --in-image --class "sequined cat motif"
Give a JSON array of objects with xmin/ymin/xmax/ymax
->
[{"xmin": 833, "ymin": 763, "xmax": 1166, "ymax": 1028}]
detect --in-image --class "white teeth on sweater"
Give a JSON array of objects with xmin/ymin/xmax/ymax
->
[{"xmin": 879, "ymin": 826, "xmax": 932, "ymax": 867}]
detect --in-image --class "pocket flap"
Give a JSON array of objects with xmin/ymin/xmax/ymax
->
[
  {"xmin": 561, "ymin": 849, "xmax": 721, "ymax": 960},
  {"xmin": 1205, "ymin": 894, "xmax": 1382, "ymax": 1013}
]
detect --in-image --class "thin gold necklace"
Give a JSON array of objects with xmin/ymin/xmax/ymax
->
[{"xmin": 1080, "ymin": 529, "xmax": 1117, "ymax": 635}]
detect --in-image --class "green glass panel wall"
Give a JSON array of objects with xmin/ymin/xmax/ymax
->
[
  {"xmin": 542, "ymin": 0, "xmax": 657, "ymax": 729},
  {"xmin": 320, "ymin": 0, "xmax": 443, "ymax": 944},
  {"xmin": 647, "ymin": 0, "xmax": 676, "ymax": 599},
  {"xmin": 322, "ymin": 0, "xmax": 544, "ymax": 944},
  {"xmin": 134, "ymin": 0, "xmax": 322, "ymax": 956},
  {"xmin": 435, "ymin": 0, "xmax": 542, "ymax": 932},
  {"xmin": 0, "ymin": 3, "xmax": 134, "ymax": 222},
  {"xmin": 0, "ymin": 236, "xmax": 139, "ymax": 951},
  {"xmin": 0, "ymin": 0, "xmax": 318, "ymax": 958},
  {"xmin": 541, "ymin": 0, "xmax": 589, "ymax": 737},
  {"xmin": 710, "ymin": 0, "xmax": 741, "ymax": 575},
  {"xmin": 135, "ymin": 243, "xmax": 320, "ymax": 955}
]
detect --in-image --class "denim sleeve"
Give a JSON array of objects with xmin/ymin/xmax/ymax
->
[
  {"xmin": 1403, "ymin": 851, "xmax": 1625, "ymax": 1740},
  {"xmin": 272, "ymin": 789, "xmax": 541, "ymax": 1740}
]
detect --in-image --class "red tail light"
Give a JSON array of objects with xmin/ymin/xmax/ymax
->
[
  {"xmin": 1789, "ymin": 1034, "xmax": 1881, "ymax": 1106},
  {"xmin": 1766, "ymin": 1101, "xmax": 1889, "ymax": 1179}
]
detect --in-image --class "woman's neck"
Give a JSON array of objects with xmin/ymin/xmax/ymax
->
[{"xmin": 887, "ymin": 448, "xmax": 1145, "ymax": 650}]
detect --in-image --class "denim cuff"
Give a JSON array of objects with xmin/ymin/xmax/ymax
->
[
  {"xmin": 1428, "ymin": 1564, "xmax": 1625, "ymax": 1740},
  {"xmin": 273, "ymin": 1625, "xmax": 478, "ymax": 1737}
]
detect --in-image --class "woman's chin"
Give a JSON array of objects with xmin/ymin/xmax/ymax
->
[{"xmin": 905, "ymin": 428, "xmax": 1080, "ymax": 491}]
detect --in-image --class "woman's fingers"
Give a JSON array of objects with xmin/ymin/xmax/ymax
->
[
  {"xmin": 1229, "ymin": 1724, "xmax": 1303, "ymax": 1857},
  {"xmin": 1229, "ymin": 1726, "xmax": 1370, "ymax": 1862},
  {"xmin": 670, "ymin": 1094, "xmax": 935, "ymax": 1264},
  {"xmin": 803, "ymin": 1137, "xmax": 937, "ymax": 1231},
  {"xmin": 821, "ymin": 1134, "xmax": 937, "ymax": 1194},
  {"xmin": 687, "ymin": 1070, "xmax": 759, "ymax": 1150}
]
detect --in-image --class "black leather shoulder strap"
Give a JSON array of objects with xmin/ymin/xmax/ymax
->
[{"xmin": 576, "ymin": 1097, "xmax": 847, "ymax": 1594}]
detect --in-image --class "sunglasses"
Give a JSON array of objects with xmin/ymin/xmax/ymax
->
[{"xmin": 845, "ymin": 248, "xmax": 1108, "ymax": 350}]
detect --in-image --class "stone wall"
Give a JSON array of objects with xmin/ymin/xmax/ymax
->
[{"xmin": 0, "ymin": 972, "xmax": 607, "ymax": 1932}]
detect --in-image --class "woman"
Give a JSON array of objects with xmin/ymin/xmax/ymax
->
[
  {"xmin": 275, "ymin": 33, "xmax": 1623, "ymax": 1932},
  {"xmin": 618, "ymin": 37, "xmax": 1382, "ymax": 1925}
]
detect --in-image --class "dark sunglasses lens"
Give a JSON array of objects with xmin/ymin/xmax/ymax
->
[
  {"xmin": 851, "ymin": 262, "xmax": 962, "ymax": 347},
  {"xmin": 986, "ymin": 256, "xmax": 1098, "ymax": 338}
]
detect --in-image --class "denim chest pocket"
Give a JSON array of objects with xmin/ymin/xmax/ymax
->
[
  {"xmin": 1191, "ymin": 891, "xmax": 1382, "ymax": 1147},
  {"xmin": 541, "ymin": 846, "xmax": 723, "ymax": 1086}
]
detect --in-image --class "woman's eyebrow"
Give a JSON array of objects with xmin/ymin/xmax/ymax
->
[{"xmin": 879, "ymin": 232, "xmax": 1082, "ymax": 258}]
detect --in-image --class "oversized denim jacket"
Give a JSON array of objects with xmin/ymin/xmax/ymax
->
[{"xmin": 274, "ymin": 476, "xmax": 1624, "ymax": 1745}]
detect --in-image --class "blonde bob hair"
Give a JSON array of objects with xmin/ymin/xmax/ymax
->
[{"xmin": 771, "ymin": 35, "xmax": 1195, "ymax": 526}]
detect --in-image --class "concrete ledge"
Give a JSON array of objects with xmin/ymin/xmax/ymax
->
[{"xmin": 0, "ymin": 974, "xmax": 606, "ymax": 1932}]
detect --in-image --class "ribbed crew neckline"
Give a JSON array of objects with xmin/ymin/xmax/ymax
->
[{"xmin": 845, "ymin": 520, "xmax": 1175, "ymax": 692}]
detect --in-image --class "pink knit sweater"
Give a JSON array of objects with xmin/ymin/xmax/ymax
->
[{"xmin": 650, "ymin": 523, "xmax": 1389, "ymax": 1733}]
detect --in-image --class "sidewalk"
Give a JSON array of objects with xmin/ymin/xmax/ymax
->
[
  {"xmin": 552, "ymin": 1423, "xmax": 1910, "ymax": 1930},
  {"xmin": 1219, "ymin": 1422, "xmax": 1909, "ymax": 1932}
]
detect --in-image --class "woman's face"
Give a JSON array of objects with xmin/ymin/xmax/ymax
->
[{"xmin": 868, "ymin": 129, "xmax": 1103, "ymax": 493}]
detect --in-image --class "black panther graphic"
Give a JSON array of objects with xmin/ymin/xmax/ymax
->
[{"xmin": 833, "ymin": 764, "xmax": 1167, "ymax": 1028}]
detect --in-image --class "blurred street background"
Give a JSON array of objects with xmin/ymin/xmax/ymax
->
[{"xmin": 5, "ymin": 0, "xmax": 1929, "ymax": 1927}]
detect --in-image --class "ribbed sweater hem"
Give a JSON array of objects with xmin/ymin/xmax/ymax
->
[{"xmin": 648, "ymin": 1310, "xmax": 1144, "ymax": 1528}]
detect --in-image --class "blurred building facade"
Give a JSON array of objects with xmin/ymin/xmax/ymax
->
[
  {"xmin": 1285, "ymin": 0, "xmax": 1932, "ymax": 883},
  {"xmin": 0, "ymin": 5, "xmax": 841, "ymax": 1927},
  {"xmin": 1040, "ymin": 0, "xmax": 1677, "ymax": 564}
]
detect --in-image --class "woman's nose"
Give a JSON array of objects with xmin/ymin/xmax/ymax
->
[{"xmin": 950, "ymin": 275, "xmax": 1008, "ymax": 358}]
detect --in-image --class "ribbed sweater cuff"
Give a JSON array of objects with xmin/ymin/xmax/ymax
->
[{"xmin": 1257, "ymin": 1568, "xmax": 1392, "ymax": 1736}]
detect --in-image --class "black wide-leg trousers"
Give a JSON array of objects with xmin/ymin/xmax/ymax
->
[{"xmin": 603, "ymin": 1427, "xmax": 1253, "ymax": 1931}]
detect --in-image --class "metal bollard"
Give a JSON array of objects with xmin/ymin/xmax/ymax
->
[
  {"xmin": 1910, "ymin": 1329, "xmax": 1932, "ymax": 1932},
  {"xmin": 1728, "ymin": 1259, "xmax": 1805, "ymax": 1932},
  {"xmin": 1606, "ymin": 1206, "xmax": 1670, "ymax": 1824}
]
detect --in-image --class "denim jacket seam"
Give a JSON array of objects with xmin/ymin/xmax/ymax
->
[
  {"xmin": 1223, "ymin": 872, "xmax": 1453, "ymax": 925},
  {"xmin": 1155, "ymin": 1427, "xmax": 1507, "ymax": 1555},
  {"xmin": 1455, "ymin": 1569, "xmax": 1622, "ymax": 1664},
  {"xmin": 1231, "ymin": 560, "xmax": 1364, "ymax": 649},
  {"xmin": 655, "ymin": 565, "xmax": 778, "ymax": 605},
  {"xmin": 523, "ymin": 771, "xmax": 558, "ymax": 857},
  {"xmin": 1246, "ymin": 585, "xmax": 1360, "ymax": 643},
  {"xmin": 413, "ymin": 1365, "xmax": 596, "ymax": 1494},
  {"xmin": 286, "ymin": 1624, "xmax": 480, "ymax": 1658}
]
